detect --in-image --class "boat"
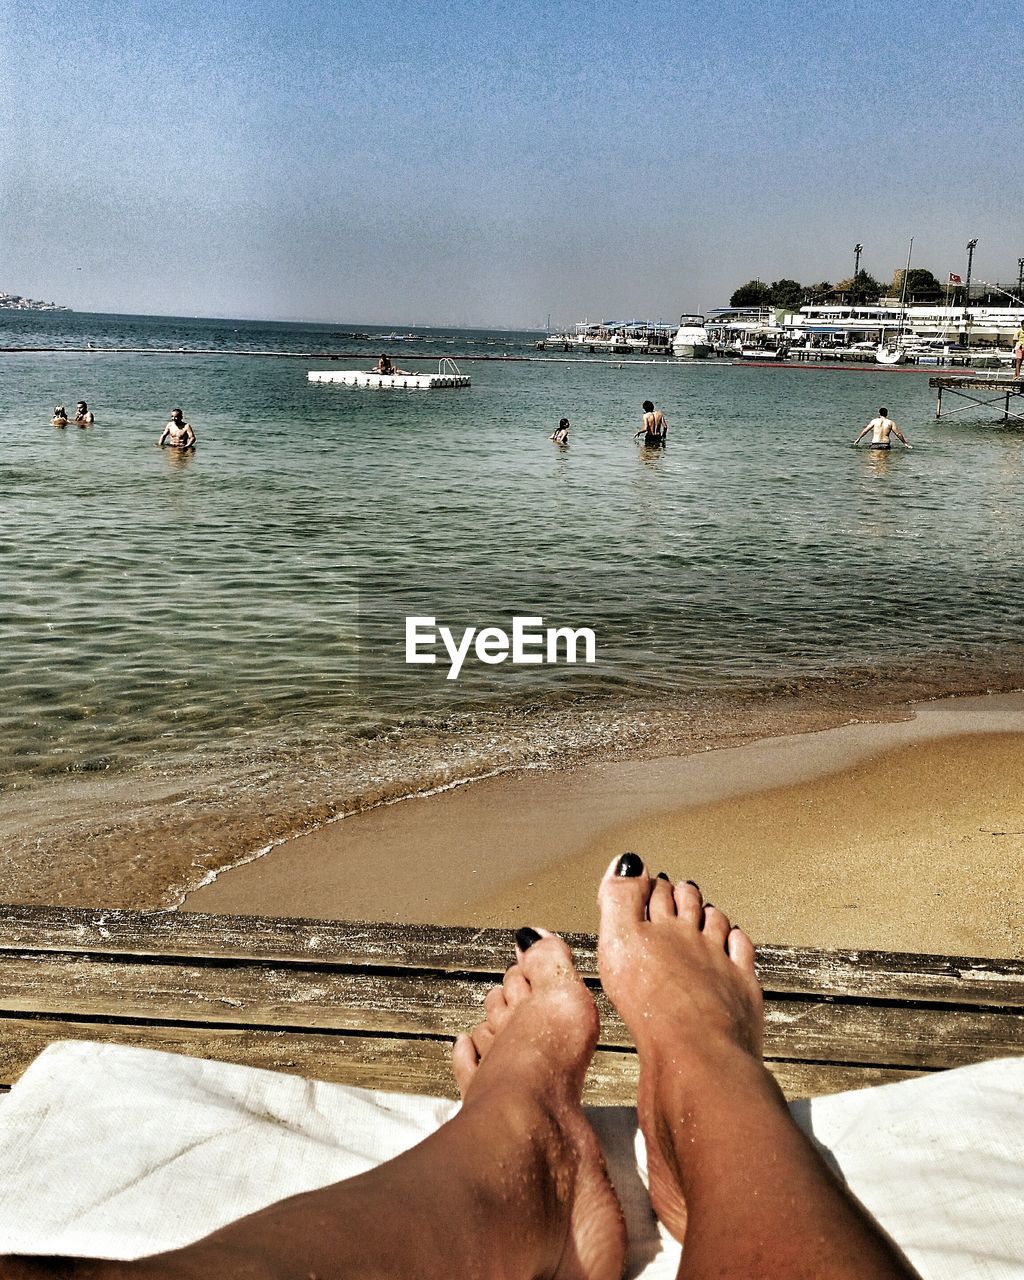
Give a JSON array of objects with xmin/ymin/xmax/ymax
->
[
  {"xmin": 739, "ymin": 342, "xmax": 789, "ymax": 361},
  {"xmin": 671, "ymin": 314, "xmax": 713, "ymax": 358}
]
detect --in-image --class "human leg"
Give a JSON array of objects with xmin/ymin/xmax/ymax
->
[
  {"xmin": 597, "ymin": 853, "xmax": 920, "ymax": 1279},
  {"xmin": 1, "ymin": 931, "xmax": 624, "ymax": 1280}
]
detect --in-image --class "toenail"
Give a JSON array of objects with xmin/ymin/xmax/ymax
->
[
  {"xmin": 685, "ymin": 880, "xmax": 700, "ymax": 891},
  {"xmin": 615, "ymin": 852, "xmax": 644, "ymax": 877},
  {"xmin": 704, "ymin": 902, "xmax": 714, "ymax": 910},
  {"xmin": 515, "ymin": 926, "xmax": 542, "ymax": 952},
  {"xmin": 656, "ymin": 871, "xmax": 671, "ymax": 881}
]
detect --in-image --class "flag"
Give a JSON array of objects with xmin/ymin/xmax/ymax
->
[{"xmin": 948, "ymin": 273, "xmax": 963, "ymax": 284}]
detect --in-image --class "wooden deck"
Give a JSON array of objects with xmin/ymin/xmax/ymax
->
[{"xmin": 1, "ymin": 905, "xmax": 1022, "ymax": 1103}]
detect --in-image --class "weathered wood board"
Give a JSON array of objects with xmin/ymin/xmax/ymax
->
[{"xmin": 1, "ymin": 905, "xmax": 1021, "ymax": 1103}]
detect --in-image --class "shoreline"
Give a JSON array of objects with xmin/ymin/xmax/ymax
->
[
  {"xmin": 3, "ymin": 674, "xmax": 1022, "ymax": 933},
  {"xmin": 186, "ymin": 691, "xmax": 1024, "ymax": 960}
]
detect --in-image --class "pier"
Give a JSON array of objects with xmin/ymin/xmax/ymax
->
[{"xmin": 929, "ymin": 373, "xmax": 1024, "ymax": 423}]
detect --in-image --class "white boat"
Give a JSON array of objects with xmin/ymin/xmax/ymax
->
[
  {"xmin": 671, "ymin": 314, "xmax": 713, "ymax": 358},
  {"xmin": 739, "ymin": 342, "xmax": 789, "ymax": 361},
  {"xmin": 874, "ymin": 344, "xmax": 906, "ymax": 366}
]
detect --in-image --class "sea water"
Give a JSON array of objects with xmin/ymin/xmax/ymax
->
[{"xmin": 3, "ymin": 311, "xmax": 1023, "ymax": 903}]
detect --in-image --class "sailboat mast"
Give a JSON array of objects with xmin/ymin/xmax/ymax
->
[{"xmin": 897, "ymin": 238, "xmax": 914, "ymax": 339}]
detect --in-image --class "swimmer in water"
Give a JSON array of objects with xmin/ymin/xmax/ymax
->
[
  {"xmin": 636, "ymin": 399, "xmax": 668, "ymax": 444},
  {"xmin": 550, "ymin": 417, "xmax": 570, "ymax": 444},
  {"xmin": 854, "ymin": 407, "xmax": 912, "ymax": 450},
  {"xmin": 157, "ymin": 408, "xmax": 196, "ymax": 450},
  {"xmin": 74, "ymin": 401, "xmax": 94, "ymax": 426},
  {"xmin": 51, "ymin": 404, "xmax": 69, "ymax": 427}
]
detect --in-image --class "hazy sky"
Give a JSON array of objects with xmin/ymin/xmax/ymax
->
[{"xmin": 2, "ymin": 0, "xmax": 1019, "ymax": 326}]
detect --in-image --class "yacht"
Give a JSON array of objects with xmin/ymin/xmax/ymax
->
[{"xmin": 671, "ymin": 314, "xmax": 713, "ymax": 358}]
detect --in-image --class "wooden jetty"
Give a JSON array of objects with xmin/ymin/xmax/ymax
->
[
  {"xmin": 930, "ymin": 372, "xmax": 1024, "ymax": 423},
  {"xmin": 1, "ymin": 904, "xmax": 1022, "ymax": 1103}
]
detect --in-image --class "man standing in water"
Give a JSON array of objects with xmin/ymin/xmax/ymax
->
[
  {"xmin": 636, "ymin": 399, "xmax": 668, "ymax": 444},
  {"xmin": 158, "ymin": 408, "xmax": 196, "ymax": 450},
  {"xmin": 74, "ymin": 401, "xmax": 94, "ymax": 426},
  {"xmin": 854, "ymin": 407, "xmax": 912, "ymax": 450}
]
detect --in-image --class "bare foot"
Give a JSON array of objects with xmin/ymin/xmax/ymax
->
[
  {"xmin": 597, "ymin": 854, "xmax": 764, "ymax": 1241},
  {"xmin": 453, "ymin": 928, "xmax": 626, "ymax": 1280}
]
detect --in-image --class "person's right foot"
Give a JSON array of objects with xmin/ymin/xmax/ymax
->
[{"xmin": 596, "ymin": 854, "xmax": 764, "ymax": 1241}]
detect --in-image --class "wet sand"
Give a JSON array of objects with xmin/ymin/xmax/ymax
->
[{"xmin": 187, "ymin": 692, "xmax": 1024, "ymax": 958}]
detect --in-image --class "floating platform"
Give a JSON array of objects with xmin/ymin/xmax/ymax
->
[
  {"xmin": 308, "ymin": 358, "xmax": 470, "ymax": 390},
  {"xmin": 929, "ymin": 373, "xmax": 1024, "ymax": 423}
]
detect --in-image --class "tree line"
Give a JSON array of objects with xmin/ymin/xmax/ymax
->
[{"xmin": 729, "ymin": 268, "xmax": 947, "ymax": 309}]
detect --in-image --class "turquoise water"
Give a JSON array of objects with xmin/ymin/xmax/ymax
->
[{"xmin": 3, "ymin": 309, "xmax": 1024, "ymax": 806}]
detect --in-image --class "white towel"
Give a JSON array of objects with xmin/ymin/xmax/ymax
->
[{"xmin": 0, "ymin": 1043, "xmax": 1022, "ymax": 1279}]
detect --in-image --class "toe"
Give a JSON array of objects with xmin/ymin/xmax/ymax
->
[
  {"xmin": 502, "ymin": 965, "xmax": 531, "ymax": 1007},
  {"xmin": 597, "ymin": 851, "xmax": 652, "ymax": 937},
  {"xmin": 517, "ymin": 930, "xmax": 579, "ymax": 992},
  {"xmin": 648, "ymin": 872, "xmax": 678, "ymax": 922},
  {"xmin": 702, "ymin": 904, "xmax": 731, "ymax": 948},
  {"xmin": 727, "ymin": 925, "xmax": 756, "ymax": 974},
  {"xmin": 675, "ymin": 879, "xmax": 704, "ymax": 928},
  {"xmin": 471, "ymin": 1022, "xmax": 496, "ymax": 1058},
  {"xmin": 482, "ymin": 986, "xmax": 508, "ymax": 1029},
  {"xmin": 452, "ymin": 1032, "xmax": 479, "ymax": 1096}
]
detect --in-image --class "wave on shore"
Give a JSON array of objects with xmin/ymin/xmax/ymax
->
[{"xmin": 3, "ymin": 647, "xmax": 1022, "ymax": 912}]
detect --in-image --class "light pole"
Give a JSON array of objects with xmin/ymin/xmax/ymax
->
[
  {"xmin": 853, "ymin": 244, "xmax": 863, "ymax": 300},
  {"xmin": 1017, "ymin": 257, "xmax": 1023, "ymax": 300},
  {"xmin": 964, "ymin": 238, "xmax": 978, "ymax": 308}
]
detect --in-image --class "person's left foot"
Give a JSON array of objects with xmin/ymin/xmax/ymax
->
[{"xmin": 453, "ymin": 929, "xmax": 627, "ymax": 1280}]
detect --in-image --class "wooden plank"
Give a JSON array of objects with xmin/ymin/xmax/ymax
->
[
  {"xmin": 3, "ymin": 905, "xmax": 1023, "ymax": 1008},
  {"xmin": 0, "ymin": 1018, "xmax": 463, "ymax": 1098},
  {"xmin": 0, "ymin": 1017, "xmax": 922, "ymax": 1103},
  {"xmin": 753, "ymin": 943, "xmax": 1024, "ymax": 1007},
  {"xmin": 2, "ymin": 953, "xmax": 1021, "ymax": 1070},
  {"xmin": 928, "ymin": 375, "xmax": 1024, "ymax": 391}
]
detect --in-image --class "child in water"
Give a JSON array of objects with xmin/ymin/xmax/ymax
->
[{"xmin": 550, "ymin": 417, "xmax": 570, "ymax": 443}]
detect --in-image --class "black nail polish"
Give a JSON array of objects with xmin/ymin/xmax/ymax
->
[
  {"xmin": 704, "ymin": 902, "xmax": 714, "ymax": 910},
  {"xmin": 615, "ymin": 852, "xmax": 644, "ymax": 877},
  {"xmin": 656, "ymin": 871, "xmax": 671, "ymax": 882},
  {"xmin": 515, "ymin": 926, "xmax": 541, "ymax": 952},
  {"xmin": 685, "ymin": 880, "xmax": 701, "ymax": 892}
]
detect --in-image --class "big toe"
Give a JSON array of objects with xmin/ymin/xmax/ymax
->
[
  {"xmin": 597, "ymin": 851, "xmax": 652, "ymax": 939},
  {"xmin": 517, "ymin": 930, "xmax": 589, "ymax": 1005}
]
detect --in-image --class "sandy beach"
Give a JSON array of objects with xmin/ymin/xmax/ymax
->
[{"xmin": 187, "ymin": 691, "xmax": 1024, "ymax": 959}]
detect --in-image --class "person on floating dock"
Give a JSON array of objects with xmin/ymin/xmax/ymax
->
[
  {"xmin": 157, "ymin": 408, "xmax": 196, "ymax": 450},
  {"xmin": 373, "ymin": 353, "xmax": 410, "ymax": 376},
  {"xmin": 74, "ymin": 401, "xmax": 94, "ymax": 426},
  {"xmin": 637, "ymin": 399, "xmax": 668, "ymax": 444},
  {"xmin": 854, "ymin": 407, "xmax": 912, "ymax": 451},
  {"xmin": 1013, "ymin": 325, "xmax": 1024, "ymax": 379},
  {"xmin": 550, "ymin": 416, "xmax": 570, "ymax": 444}
]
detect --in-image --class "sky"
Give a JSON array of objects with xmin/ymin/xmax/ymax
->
[{"xmin": 2, "ymin": 0, "xmax": 1021, "ymax": 327}]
